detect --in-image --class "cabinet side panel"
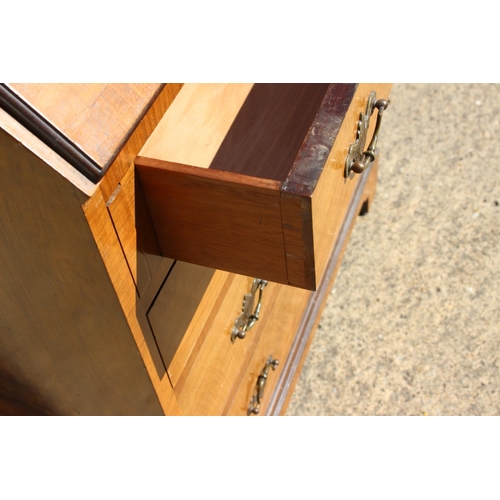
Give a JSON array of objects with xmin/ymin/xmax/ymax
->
[
  {"xmin": 0, "ymin": 127, "xmax": 163, "ymax": 415},
  {"xmin": 84, "ymin": 188, "xmax": 181, "ymax": 416}
]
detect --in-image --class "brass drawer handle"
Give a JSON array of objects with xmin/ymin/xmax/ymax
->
[
  {"xmin": 345, "ymin": 91, "xmax": 389, "ymax": 177},
  {"xmin": 248, "ymin": 356, "xmax": 279, "ymax": 415},
  {"xmin": 230, "ymin": 279, "xmax": 268, "ymax": 343}
]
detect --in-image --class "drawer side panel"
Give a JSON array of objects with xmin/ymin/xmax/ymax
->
[{"xmin": 136, "ymin": 158, "xmax": 289, "ymax": 284}]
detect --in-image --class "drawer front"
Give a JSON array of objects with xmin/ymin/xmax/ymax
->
[
  {"xmin": 175, "ymin": 274, "xmax": 281, "ymax": 416},
  {"xmin": 310, "ymin": 83, "xmax": 391, "ymax": 288},
  {"xmin": 279, "ymin": 83, "xmax": 392, "ymax": 289},
  {"xmin": 136, "ymin": 83, "xmax": 391, "ymax": 291},
  {"xmin": 226, "ymin": 284, "xmax": 311, "ymax": 416}
]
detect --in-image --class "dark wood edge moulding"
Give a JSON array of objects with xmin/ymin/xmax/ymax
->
[
  {"xmin": 0, "ymin": 83, "xmax": 166, "ymax": 183},
  {"xmin": 282, "ymin": 83, "xmax": 357, "ymax": 196}
]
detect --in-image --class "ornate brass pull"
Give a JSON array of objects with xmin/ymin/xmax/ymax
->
[
  {"xmin": 230, "ymin": 279, "xmax": 268, "ymax": 343},
  {"xmin": 248, "ymin": 356, "xmax": 279, "ymax": 415},
  {"xmin": 344, "ymin": 91, "xmax": 389, "ymax": 178}
]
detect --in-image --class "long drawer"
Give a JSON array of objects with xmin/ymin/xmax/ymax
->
[
  {"xmin": 135, "ymin": 83, "xmax": 391, "ymax": 290},
  {"xmin": 226, "ymin": 283, "xmax": 311, "ymax": 416},
  {"xmin": 174, "ymin": 275, "xmax": 281, "ymax": 415},
  {"xmin": 144, "ymin": 258, "xmax": 280, "ymax": 415}
]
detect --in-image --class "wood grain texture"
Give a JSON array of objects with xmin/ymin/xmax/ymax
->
[
  {"xmin": 226, "ymin": 282, "xmax": 310, "ymax": 416},
  {"xmin": 6, "ymin": 83, "xmax": 163, "ymax": 169},
  {"xmin": 276, "ymin": 84, "xmax": 357, "ymax": 289},
  {"xmin": 278, "ymin": 84, "xmax": 391, "ymax": 289},
  {"xmin": 137, "ymin": 84, "xmax": 391, "ymax": 291},
  {"xmin": 228, "ymin": 160, "xmax": 379, "ymax": 416},
  {"xmin": 103, "ymin": 163, "xmax": 175, "ymax": 380},
  {"xmin": 83, "ymin": 187, "xmax": 181, "ymax": 415},
  {"xmin": 0, "ymin": 84, "xmax": 102, "ymax": 182},
  {"xmin": 1, "ymin": 83, "xmax": 182, "ymax": 185},
  {"xmin": 140, "ymin": 83, "xmax": 253, "ymax": 169},
  {"xmin": 281, "ymin": 84, "xmax": 357, "ymax": 195},
  {"xmin": 168, "ymin": 270, "xmax": 233, "ymax": 392},
  {"xmin": 0, "ymin": 108, "xmax": 96, "ymax": 197},
  {"xmin": 0, "ymin": 123, "xmax": 164, "ymax": 415},
  {"xmin": 176, "ymin": 276, "xmax": 280, "ymax": 415},
  {"xmin": 141, "ymin": 83, "xmax": 330, "ymax": 181},
  {"xmin": 210, "ymin": 84, "xmax": 330, "ymax": 180},
  {"xmin": 136, "ymin": 158, "xmax": 288, "ymax": 284},
  {"xmin": 0, "ymin": 364, "xmax": 57, "ymax": 415},
  {"xmin": 106, "ymin": 163, "xmax": 162, "ymax": 297},
  {"xmin": 310, "ymin": 84, "xmax": 392, "ymax": 287},
  {"xmin": 100, "ymin": 83, "xmax": 183, "ymax": 200},
  {"xmin": 279, "ymin": 192, "xmax": 315, "ymax": 289}
]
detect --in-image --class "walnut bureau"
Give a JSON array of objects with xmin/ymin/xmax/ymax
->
[{"xmin": 0, "ymin": 83, "xmax": 391, "ymax": 415}]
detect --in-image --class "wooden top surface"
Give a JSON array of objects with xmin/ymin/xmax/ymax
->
[{"xmin": 1, "ymin": 83, "xmax": 164, "ymax": 181}]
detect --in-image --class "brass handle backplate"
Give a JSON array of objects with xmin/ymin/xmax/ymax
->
[
  {"xmin": 344, "ymin": 91, "xmax": 389, "ymax": 178},
  {"xmin": 248, "ymin": 356, "xmax": 279, "ymax": 415},
  {"xmin": 230, "ymin": 279, "xmax": 268, "ymax": 343}
]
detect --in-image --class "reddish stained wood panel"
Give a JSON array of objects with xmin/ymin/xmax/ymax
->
[
  {"xmin": 135, "ymin": 158, "xmax": 289, "ymax": 284},
  {"xmin": 279, "ymin": 192, "xmax": 315, "ymax": 289}
]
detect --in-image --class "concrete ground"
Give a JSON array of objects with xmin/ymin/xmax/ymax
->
[{"xmin": 286, "ymin": 83, "xmax": 500, "ymax": 416}]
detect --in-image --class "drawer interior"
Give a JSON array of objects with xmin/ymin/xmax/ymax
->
[
  {"xmin": 209, "ymin": 84, "xmax": 329, "ymax": 180},
  {"xmin": 138, "ymin": 84, "xmax": 330, "ymax": 180}
]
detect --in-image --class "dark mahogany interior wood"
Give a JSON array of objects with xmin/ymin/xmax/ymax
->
[
  {"xmin": 209, "ymin": 84, "xmax": 330, "ymax": 181},
  {"xmin": 283, "ymin": 83, "xmax": 357, "ymax": 196}
]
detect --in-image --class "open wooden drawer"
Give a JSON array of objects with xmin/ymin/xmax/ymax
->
[{"xmin": 136, "ymin": 83, "xmax": 391, "ymax": 290}]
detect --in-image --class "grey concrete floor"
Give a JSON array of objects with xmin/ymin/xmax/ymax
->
[{"xmin": 287, "ymin": 83, "xmax": 500, "ymax": 416}]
